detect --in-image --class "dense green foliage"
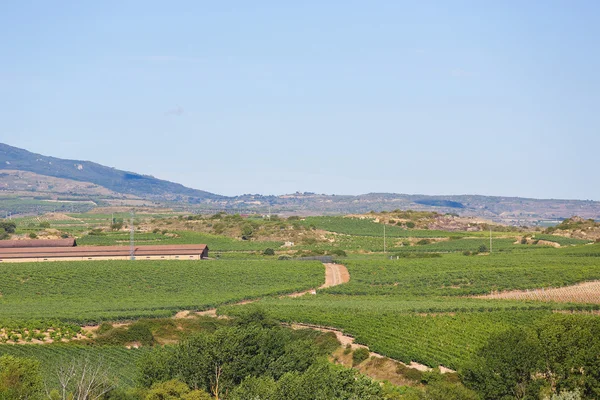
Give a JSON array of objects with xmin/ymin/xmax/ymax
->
[
  {"xmin": 138, "ymin": 311, "xmax": 385, "ymax": 399},
  {"xmin": 462, "ymin": 314, "xmax": 600, "ymax": 399},
  {"xmin": 0, "ymin": 259, "xmax": 322, "ymax": 324}
]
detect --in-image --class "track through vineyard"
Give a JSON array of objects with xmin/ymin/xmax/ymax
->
[{"xmin": 188, "ymin": 262, "xmax": 349, "ymax": 318}]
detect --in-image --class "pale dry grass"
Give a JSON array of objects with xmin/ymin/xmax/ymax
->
[{"xmin": 474, "ymin": 281, "xmax": 600, "ymax": 304}]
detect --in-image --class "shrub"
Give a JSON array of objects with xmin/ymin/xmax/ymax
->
[
  {"xmin": 278, "ymin": 255, "xmax": 292, "ymax": 261},
  {"xmin": 330, "ymin": 249, "xmax": 347, "ymax": 257},
  {"xmin": 343, "ymin": 344, "xmax": 352, "ymax": 355},
  {"xmin": 406, "ymin": 222, "xmax": 416, "ymax": 228},
  {"xmin": 352, "ymin": 348, "xmax": 370, "ymax": 366},
  {"xmin": 396, "ymin": 364, "xmax": 423, "ymax": 382},
  {"xmin": 263, "ymin": 248, "xmax": 275, "ymax": 256},
  {"xmin": 416, "ymin": 239, "xmax": 431, "ymax": 245},
  {"xmin": 28, "ymin": 233, "xmax": 37, "ymax": 239},
  {"xmin": 0, "ymin": 222, "xmax": 16, "ymax": 234},
  {"xmin": 38, "ymin": 222, "xmax": 51, "ymax": 229}
]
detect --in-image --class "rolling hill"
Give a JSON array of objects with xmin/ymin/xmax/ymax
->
[
  {"xmin": 0, "ymin": 143, "xmax": 222, "ymax": 202},
  {"xmin": 1, "ymin": 143, "xmax": 599, "ymax": 224}
]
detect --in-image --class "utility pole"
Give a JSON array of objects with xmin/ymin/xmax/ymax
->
[
  {"xmin": 130, "ymin": 210, "xmax": 135, "ymax": 260},
  {"xmin": 383, "ymin": 223, "xmax": 386, "ymax": 254}
]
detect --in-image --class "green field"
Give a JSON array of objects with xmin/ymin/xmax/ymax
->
[
  {"xmin": 0, "ymin": 345, "xmax": 147, "ymax": 388},
  {"xmin": 532, "ymin": 233, "xmax": 592, "ymax": 245},
  {"xmin": 77, "ymin": 230, "xmax": 284, "ymax": 251},
  {"xmin": 301, "ymin": 216, "xmax": 471, "ymax": 238},
  {"xmin": 0, "ymin": 259, "xmax": 323, "ymax": 324},
  {"xmin": 221, "ymin": 245, "xmax": 600, "ymax": 369}
]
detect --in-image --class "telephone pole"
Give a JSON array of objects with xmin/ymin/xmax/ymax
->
[
  {"xmin": 130, "ymin": 210, "xmax": 135, "ymax": 260},
  {"xmin": 383, "ymin": 223, "xmax": 386, "ymax": 254}
]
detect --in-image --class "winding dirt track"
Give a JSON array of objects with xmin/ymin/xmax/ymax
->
[{"xmin": 183, "ymin": 263, "xmax": 349, "ymax": 318}]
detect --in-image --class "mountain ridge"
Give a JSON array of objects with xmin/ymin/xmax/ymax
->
[
  {"xmin": 1, "ymin": 143, "xmax": 600, "ymax": 224},
  {"xmin": 0, "ymin": 143, "xmax": 222, "ymax": 202}
]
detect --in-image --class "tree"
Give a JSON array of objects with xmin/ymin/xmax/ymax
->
[
  {"xmin": 535, "ymin": 314, "xmax": 600, "ymax": 397},
  {"xmin": 241, "ymin": 224, "xmax": 254, "ymax": 240},
  {"xmin": 51, "ymin": 357, "xmax": 116, "ymax": 400},
  {"xmin": 461, "ymin": 328, "xmax": 543, "ymax": 399},
  {"xmin": 0, "ymin": 355, "xmax": 43, "ymax": 400},
  {"xmin": 145, "ymin": 379, "xmax": 210, "ymax": 400},
  {"xmin": 0, "ymin": 221, "xmax": 16, "ymax": 234}
]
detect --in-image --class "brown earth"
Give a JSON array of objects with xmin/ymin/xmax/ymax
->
[{"xmin": 474, "ymin": 281, "xmax": 600, "ymax": 303}]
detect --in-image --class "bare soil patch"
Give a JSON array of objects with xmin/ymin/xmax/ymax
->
[{"xmin": 474, "ymin": 281, "xmax": 600, "ymax": 303}]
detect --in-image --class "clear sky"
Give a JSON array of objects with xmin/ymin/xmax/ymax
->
[{"xmin": 1, "ymin": 1, "xmax": 599, "ymax": 200}]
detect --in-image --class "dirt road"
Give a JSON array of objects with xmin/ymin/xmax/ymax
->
[
  {"xmin": 322, "ymin": 263, "xmax": 350, "ymax": 288},
  {"xmin": 189, "ymin": 262, "xmax": 349, "ymax": 318},
  {"xmin": 288, "ymin": 322, "xmax": 455, "ymax": 374}
]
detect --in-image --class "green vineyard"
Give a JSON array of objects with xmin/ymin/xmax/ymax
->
[{"xmin": 0, "ymin": 259, "xmax": 323, "ymax": 324}]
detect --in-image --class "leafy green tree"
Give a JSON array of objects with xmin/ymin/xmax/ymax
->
[
  {"xmin": 461, "ymin": 327, "xmax": 543, "ymax": 399},
  {"xmin": 0, "ymin": 221, "xmax": 16, "ymax": 234},
  {"xmin": 145, "ymin": 379, "xmax": 210, "ymax": 400},
  {"xmin": 228, "ymin": 376, "xmax": 277, "ymax": 400},
  {"xmin": 535, "ymin": 314, "xmax": 600, "ymax": 398},
  {"xmin": 0, "ymin": 355, "xmax": 43, "ymax": 400},
  {"xmin": 276, "ymin": 361, "xmax": 382, "ymax": 400},
  {"xmin": 241, "ymin": 223, "xmax": 254, "ymax": 240}
]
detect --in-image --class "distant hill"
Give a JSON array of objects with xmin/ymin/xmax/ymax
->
[
  {"xmin": 1, "ymin": 143, "xmax": 599, "ymax": 224},
  {"xmin": 0, "ymin": 143, "xmax": 222, "ymax": 202}
]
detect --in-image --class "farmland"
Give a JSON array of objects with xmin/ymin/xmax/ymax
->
[
  {"xmin": 0, "ymin": 259, "xmax": 323, "ymax": 324},
  {"xmin": 220, "ymin": 245, "xmax": 600, "ymax": 370},
  {"xmin": 2, "ymin": 209, "xmax": 600, "ymax": 398},
  {"xmin": 0, "ymin": 345, "xmax": 147, "ymax": 388}
]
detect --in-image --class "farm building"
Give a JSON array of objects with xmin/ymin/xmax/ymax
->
[{"xmin": 0, "ymin": 240, "xmax": 208, "ymax": 262}]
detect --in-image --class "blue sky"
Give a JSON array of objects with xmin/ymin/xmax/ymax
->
[{"xmin": 1, "ymin": 1, "xmax": 599, "ymax": 199}]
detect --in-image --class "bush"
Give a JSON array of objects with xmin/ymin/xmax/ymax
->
[
  {"xmin": 39, "ymin": 221, "xmax": 51, "ymax": 229},
  {"xmin": 263, "ymin": 248, "xmax": 275, "ymax": 256},
  {"xmin": 478, "ymin": 245, "xmax": 488, "ymax": 253},
  {"xmin": 406, "ymin": 222, "xmax": 416, "ymax": 228},
  {"xmin": 278, "ymin": 255, "xmax": 292, "ymax": 261},
  {"xmin": 28, "ymin": 233, "xmax": 37, "ymax": 239},
  {"xmin": 416, "ymin": 239, "xmax": 431, "ymax": 246},
  {"xmin": 462, "ymin": 251, "xmax": 472, "ymax": 256},
  {"xmin": 343, "ymin": 344, "xmax": 352, "ymax": 355},
  {"xmin": 352, "ymin": 348, "xmax": 370, "ymax": 366},
  {"xmin": 396, "ymin": 364, "xmax": 423, "ymax": 382},
  {"xmin": 330, "ymin": 249, "xmax": 347, "ymax": 257},
  {"xmin": 0, "ymin": 222, "xmax": 16, "ymax": 234},
  {"xmin": 96, "ymin": 322, "xmax": 113, "ymax": 335}
]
